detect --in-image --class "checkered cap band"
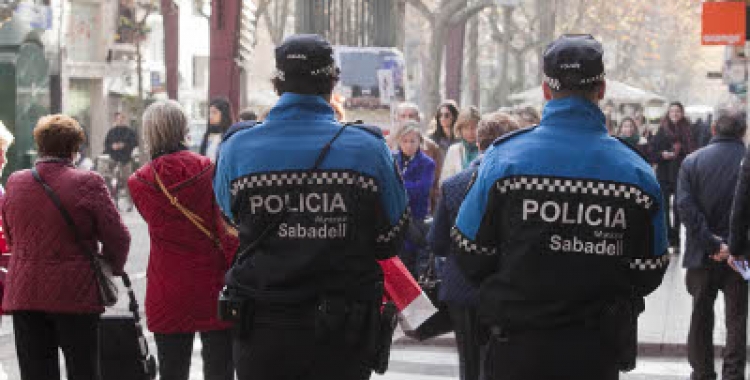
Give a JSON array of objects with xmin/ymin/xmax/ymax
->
[{"xmin": 495, "ymin": 176, "xmax": 655, "ymax": 210}]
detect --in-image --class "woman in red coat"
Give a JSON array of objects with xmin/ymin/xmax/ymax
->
[
  {"xmin": 2, "ymin": 115, "xmax": 131, "ymax": 380},
  {"xmin": 128, "ymin": 100, "xmax": 238, "ymax": 380}
]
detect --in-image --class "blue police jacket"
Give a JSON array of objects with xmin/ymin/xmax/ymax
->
[
  {"xmin": 214, "ymin": 93, "xmax": 409, "ymax": 300},
  {"xmin": 453, "ymin": 96, "xmax": 669, "ymax": 330}
]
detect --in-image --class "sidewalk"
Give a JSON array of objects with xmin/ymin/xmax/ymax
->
[{"xmin": 396, "ymin": 251, "xmax": 735, "ymax": 358}]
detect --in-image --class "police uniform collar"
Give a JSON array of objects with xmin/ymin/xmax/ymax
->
[
  {"xmin": 709, "ymin": 135, "xmax": 744, "ymax": 145},
  {"xmin": 265, "ymin": 93, "xmax": 336, "ymax": 122},
  {"xmin": 539, "ymin": 96, "xmax": 606, "ymax": 133}
]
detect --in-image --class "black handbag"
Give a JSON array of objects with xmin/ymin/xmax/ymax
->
[
  {"xmin": 408, "ymin": 252, "xmax": 453, "ymax": 341},
  {"xmin": 31, "ymin": 167, "xmax": 157, "ymax": 379},
  {"xmin": 99, "ymin": 273, "xmax": 157, "ymax": 380}
]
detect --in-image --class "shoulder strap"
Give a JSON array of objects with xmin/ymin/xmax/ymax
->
[
  {"xmin": 31, "ymin": 167, "xmax": 109, "ymax": 303},
  {"xmin": 151, "ymin": 167, "xmax": 221, "ymax": 248}
]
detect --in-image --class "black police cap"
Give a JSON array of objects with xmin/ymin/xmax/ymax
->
[
  {"xmin": 543, "ymin": 34, "xmax": 605, "ymax": 91},
  {"xmin": 274, "ymin": 34, "xmax": 337, "ymax": 81}
]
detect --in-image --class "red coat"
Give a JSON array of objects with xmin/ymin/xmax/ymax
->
[
  {"xmin": 1, "ymin": 160, "xmax": 131, "ymax": 314},
  {"xmin": 128, "ymin": 151, "xmax": 237, "ymax": 334}
]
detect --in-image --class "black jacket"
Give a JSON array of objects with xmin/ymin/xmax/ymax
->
[
  {"xmin": 104, "ymin": 125, "xmax": 138, "ymax": 163},
  {"xmin": 730, "ymin": 142, "xmax": 750, "ymax": 258},
  {"xmin": 650, "ymin": 123, "xmax": 693, "ymax": 188},
  {"xmin": 677, "ymin": 136, "xmax": 746, "ymax": 269}
]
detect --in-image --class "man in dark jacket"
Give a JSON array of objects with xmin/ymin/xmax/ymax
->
[
  {"xmin": 453, "ymin": 35, "xmax": 668, "ymax": 380},
  {"xmin": 104, "ymin": 112, "xmax": 138, "ymax": 164},
  {"xmin": 677, "ymin": 111, "xmax": 747, "ymax": 380},
  {"xmin": 429, "ymin": 112, "xmax": 518, "ymax": 380},
  {"xmin": 214, "ymin": 34, "xmax": 408, "ymax": 380}
]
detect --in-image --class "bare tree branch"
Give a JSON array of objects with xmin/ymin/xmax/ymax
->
[
  {"xmin": 406, "ymin": 0, "xmax": 434, "ymax": 21},
  {"xmin": 449, "ymin": 1, "xmax": 497, "ymax": 25},
  {"xmin": 256, "ymin": 0, "xmax": 272, "ymax": 19}
]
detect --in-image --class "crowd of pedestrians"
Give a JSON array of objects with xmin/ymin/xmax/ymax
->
[{"xmin": 0, "ymin": 31, "xmax": 747, "ymax": 380}]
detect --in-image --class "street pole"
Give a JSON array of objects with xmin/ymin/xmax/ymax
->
[
  {"xmin": 161, "ymin": 0, "xmax": 179, "ymax": 100},
  {"xmin": 209, "ymin": 0, "xmax": 242, "ymax": 115}
]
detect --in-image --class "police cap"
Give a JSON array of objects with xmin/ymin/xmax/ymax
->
[
  {"xmin": 543, "ymin": 34, "xmax": 605, "ymax": 91},
  {"xmin": 274, "ymin": 34, "xmax": 338, "ymax": 82}
]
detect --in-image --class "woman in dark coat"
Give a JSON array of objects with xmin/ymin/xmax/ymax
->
[
  {"xmin": 2, "ymin": 115, "xmax": 131, "ymax": 380},
  {"xmin": 651, "ymin": 101, "xmax": 695, "ymax": 249},
  {"xmin": 428, "ymin": 100, "xmax": 460, "ymax": 153},
  {"xmin": 393, "ymin": 122, "xmax": 436, "ymax": 276},
  {"xmin": 200, "ymin": 97, "xmax": 235, "ymax": 162},
  {"xmin": 129, "ymin": 100, "xmax": 239, "ymax": 380}
]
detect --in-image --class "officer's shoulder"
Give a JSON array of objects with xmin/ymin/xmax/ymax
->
[
  {"xmin": 614, "ymin": 137, "xmax": 650, "ymax": 164},
  {"xmin": 491, "ymin": 125, "xmax": 537, "ymax": 147},
  {"xmin": 345, "ymin": 121, "xmax": 384, "ymax": 140},
  {"xmin": 222, "ymin": 121, "xmax": 261, "ymax": 143}
]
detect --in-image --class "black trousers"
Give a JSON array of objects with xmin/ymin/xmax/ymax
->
[
  {"xmin": 153, "ymin": 329, "xmax": 234, "ymax": 380},
  {"xmin": 13, "ymin": 311, "xmax": 100, "ymax": 380},
  {"xmin": 234, "ymin": 324, "xmax": 372, "ymax": 380},
  {"xmin": 448, "ymin": 305, "xmax": 485, "ymax": 380},
  {"xmin": 686, "ymin": 266, "xmax": 748, "ymax": 380},
  {"xmin": 661, "ymin": 183, "xmax": 681, "ymax": 246},
  {"xmin": 484, "ymin": 323, "xmax": 618, "ymax": 380}
]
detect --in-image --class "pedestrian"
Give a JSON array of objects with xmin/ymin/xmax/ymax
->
[
  {"xmin": 440, "ymin": 106, "xmax": 480, "ymax": 183},
  {"xmin": 238, "ymin": 109, "xmax": 257, "ymax": 122},
  {"xmin": 200, "ymin": 97, "xmax": 235, "ymax": 162},
  {"xmin": 213, "ymin": 34, "xmax": 409, "ymax": 380},
  {"xmin": 650, "ymin": 101, "xmax": 695, "ymax": 251},
  {"xmin": 0, "ymin": 121, "xmax": 12, "ymax": 311},
  {"xmin": 428, "ymin": 100, "xmax": 460, "ymax": 153},
  {"xmin": 452, "ymin": 34, "xmax": 668, "ymax": 380},
  {"xmin": 127, "ymin": 100, "xmax": 239, "ymax": 380},
  {"xmin": 2, "ymin": 114, "xmax": 131, "ymax": 380},
  {"xmin": 0, "ymin": 121, "xmax": 14, "ymax": 195},
  {"xmin": 677, "ymin": 110, "xmax": 747, "ymax": 380},
  {"xmin": 514, "ymin": 106, "xmax": 541, "ymax": 128},
  {"xmin": 391, "ymin": 101, "xmax": 444, "ymax": 213},
  {"xmin": 393, "ymin": 122, "xmax": 436, "ymax": 276},
  {"xmin": 429, "ymin": 111, "xmax": 519, "ymax": 380},
  {"xmin": 103, "ymin": 112, "xmax": 138, "ymax": 200}
]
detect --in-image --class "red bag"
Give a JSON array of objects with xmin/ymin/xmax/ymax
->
[{"xmin": 378, "ymin": 256, "xmax": 437, "ymax": 331}]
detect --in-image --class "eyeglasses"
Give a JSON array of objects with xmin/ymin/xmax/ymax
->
[{"xmin": 439, "ymin": 113, "xmax": 452, "ymax": 119}]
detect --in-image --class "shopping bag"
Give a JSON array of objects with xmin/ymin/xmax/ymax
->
[{"xmin": 378, "ymin": 256, "xmax": 438, "ymax": 331}]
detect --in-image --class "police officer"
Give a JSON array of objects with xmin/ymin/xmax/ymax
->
[
  {"xmin": 452, "ymin": 34, "xmax": 669, "ymax": 380},
  {"xmin": 213, "ymin": 34, "xmax": 408, "ymax": 380}
]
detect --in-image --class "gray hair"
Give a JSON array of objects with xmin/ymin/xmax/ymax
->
[
  {"xmin": 0, "ymin": 121, "xmax": 14, "ymax": 150},
  {"xmin": 392, "ymin": 121, "xmax": 423, "ymax": 144},
  {"xmin": 142, "ymin": 100, "xmax": 188, "ymax": 159},
  {"xmin": 395, "ymin": 102, "xmax": 422, "ymax": 121}
]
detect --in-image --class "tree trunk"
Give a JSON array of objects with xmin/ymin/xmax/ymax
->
[
  {"xmin": 422, "ymin": 21, "xmax": 446, "ymax": 119},
  {"xmin": 444, "ymin": 0, "xmax": 467, "ymax": 104},
  {"xmin": 536, "ymin": 0, "xmax": 556, "ymax": 83},
  {"xmin": 494, "ymin": 6, "xmax": 513, "ymax": 109},
  {"xmin": 465, "ymin": 15, "xmax": 480, "ymax": 107}
]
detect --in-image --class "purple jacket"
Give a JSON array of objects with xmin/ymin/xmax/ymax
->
[{"xmin": 394, "ymin": 150, "xmax": 435, "ymax": 221}]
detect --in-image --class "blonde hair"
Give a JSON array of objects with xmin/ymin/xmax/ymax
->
[
  {"xmin": 0, "ymin": 121, "xmax": 14, "ymax": 150},
  {"xmin": 142, "ymin": 100, "xmax": 188, "ymax": 159},
  {"xmin": 454, "ymin": 106, "xmax": 481, "ymax": 138},
  {"xmin": 392, "ymin": 121, "xmax": 423, "ymax": 146}
]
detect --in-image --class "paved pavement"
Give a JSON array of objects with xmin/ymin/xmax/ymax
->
[{"xmin": 0, "ymin": 215, "xmax": 735, "ymax": 378}]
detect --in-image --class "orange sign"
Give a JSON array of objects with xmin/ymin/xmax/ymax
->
[{"xmin": 702, "ymin": 2, "xmax": 746, "ymax": 45}]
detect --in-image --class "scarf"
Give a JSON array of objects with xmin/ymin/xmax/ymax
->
[
  {"xmin": 461, "ymin": 140, "xmax": 479, "ymax": 169},
  {"xmin": 620, "ymin": 134, "xmax": 640, "ymax": 147}
]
